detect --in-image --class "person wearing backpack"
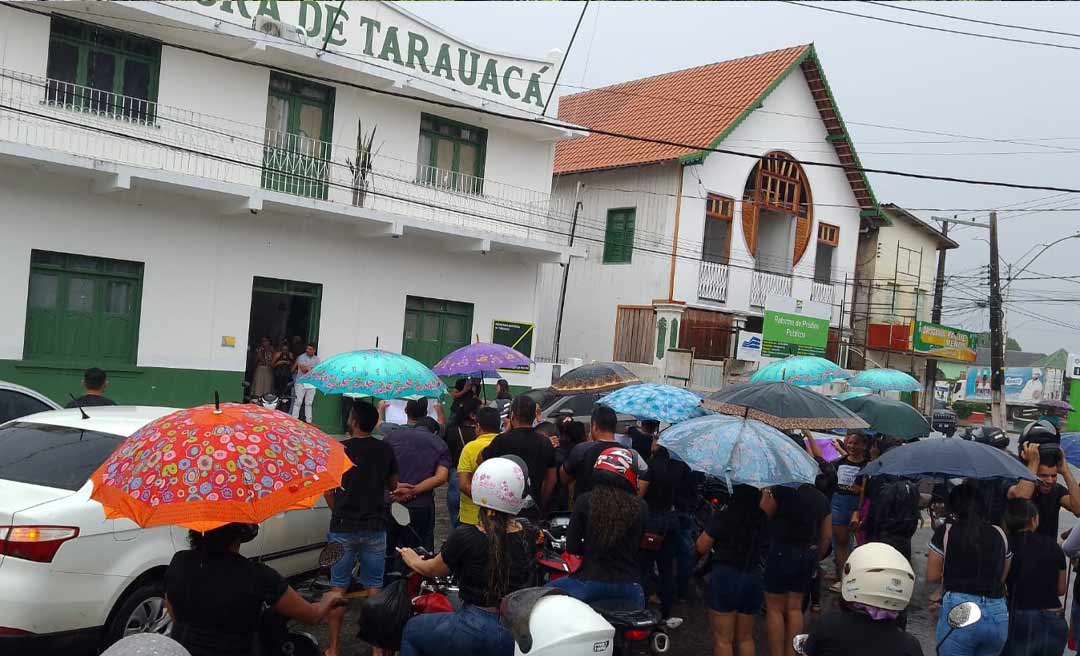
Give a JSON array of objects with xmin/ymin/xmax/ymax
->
[{"xmin": 861, "ymin": 438, "xmax": 922, "ymax": 561}]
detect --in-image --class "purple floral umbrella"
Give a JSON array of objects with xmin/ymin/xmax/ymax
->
[{"xmin": 432, "ymin": 342, "xmax": 533, "ymax": 377}]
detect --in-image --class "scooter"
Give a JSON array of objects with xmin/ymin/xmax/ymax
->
[
  {"xmin": 535, "ymin": 513, "xmax": 583, "ymax": 583},
  {"xmin": 792, "ymin": 601, "xmax": 981, "ymax": 656}
]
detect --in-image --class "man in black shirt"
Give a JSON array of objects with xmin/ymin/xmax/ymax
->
[
  {"xmin": 323, "ymin": 401, "xmax": 398, "ymax": 656},
  {"xmin": 561, "ymin": 406, "xmax": 649, "ymax": 496},
  {"xmin": 627, "ymin": 420, "xmax": 660, "ymax": 459},
  {"xmin": 481, "ymin": 395, "xmax": 557, "ymax": 516},
  {"xmin": 65, "ymin": 367, "xmax": 117, "ymax": 408},
  {"xmin": 1008, "ymin": 442, "xmax": 1080, "ymax": 539}
]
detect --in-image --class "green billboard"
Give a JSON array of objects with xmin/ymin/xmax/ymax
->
[{"xmin": 761, "ymin": 309, "xmax": 829, "ymax": 358}]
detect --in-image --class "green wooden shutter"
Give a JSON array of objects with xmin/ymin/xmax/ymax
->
[{"xmin": 603, "ymin": 208, "xmax": 636, "ymax": 264}]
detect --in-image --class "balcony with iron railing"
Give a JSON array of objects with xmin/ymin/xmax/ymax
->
[
  {"xmin": 810, "ymin": 280, "xmax": 835, "ymax": 306},
  {"xmin": 697, "ymin": 260, "xmax": 729, "ymax": 303},
  {"xmin": 0, "ymin": 69, "xmax": 569, "ymax": 247},
  {"xmin": 749, "ymin": 269, "xmax": 793, "ymax": 307}
]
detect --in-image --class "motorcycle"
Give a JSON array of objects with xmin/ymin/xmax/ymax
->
[
  {"xmin": 258, "ymin": 542, "xmax": 345, "ymax": 656},
  {"xmin": 534, "ymin": 512, "xmax": 583, "ymax": 583}
]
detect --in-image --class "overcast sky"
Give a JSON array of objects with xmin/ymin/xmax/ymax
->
[{"xmin": 409, "ymin": 1, "xmax": 1080, "ymax": 356}]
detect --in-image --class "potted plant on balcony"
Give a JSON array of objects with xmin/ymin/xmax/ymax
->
[{"xmin": 346, "ymin": 119, "xmax": 379, "ymax": 207}]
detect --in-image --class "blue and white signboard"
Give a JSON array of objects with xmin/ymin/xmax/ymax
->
[
  {"xmin": 736, "ymin": 331, "xmax": 763, "ymax": 362},
  {"xmin": 964, "ymin": 367, "xmax": 1046, "ymax": 404}
]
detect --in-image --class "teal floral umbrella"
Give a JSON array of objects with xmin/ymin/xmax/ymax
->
[
  {"xmin": 298, "ymin": 349, "xmax": 446, "ymax": 399},
  {"xmin": 599, "ymin": 383, "xmax": 707, "ymax": 423},
  {"xmin": 832, "ymin": 390, "xmax": 872, "ymax": 402},
  {"xmin": 659, "ymin": 414, "xmax": 819, "ymax": 488},
  {"xmin": 750, "ymin": 356, "xmax": 850, "ymax": 387},
  {"xmin": 849, "ymin": 368, "xmax": 921, "ymax": 393}
]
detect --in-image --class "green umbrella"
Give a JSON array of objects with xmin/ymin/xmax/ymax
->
[{"xmin": 838, "ymin": 395, "xmax": 930, "ymax": 440}]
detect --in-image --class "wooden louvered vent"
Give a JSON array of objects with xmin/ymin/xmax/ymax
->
[{"xmin": 741, "ymin": 151, "xmax": 814, "ymax": 265}]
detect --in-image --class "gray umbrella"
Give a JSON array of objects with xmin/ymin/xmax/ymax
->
[
  {"xmin": 101, "ymin": 635, "xmax": 191, "ymax": 656},
  {"xmin": 704, "ymin": 381, "xmax": 869, "ymax": 431}
]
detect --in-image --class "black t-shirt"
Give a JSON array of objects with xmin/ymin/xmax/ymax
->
[
  {"xmin": 977, "ymin": 478, "xmax": 1014, "ymax": 528},
  {"xmin": 1007, "ymin": 531, "xmax": 1065, "ymax": 610},
  {"xmin": 1033, "ymin": 483, "xmax": 1068, "ymax": 539},
  {"xmin": 65, "ymin": 394, "xmax": 116, "ymax": 408},
  {"xmin": 706, "ymin": 491, "xmax": 765, "ymax": 570},
  {"xmin": 929, "ymin": 522, "xmax": 1010, "ymax": 598},
  {"xmin": 626, "ymin": 426, "xmax": 654, "ymax": 458},
  {"xmin": 166, "ymin": 550, "xmax": 289, "ymax": 656},
  {"xmin": 563, "ymin": 440, "xmax": 649, "ymax": 495},
  {"xmin": 806, "ymin": 609, "xmax": 923, "ymax": 656},
  {"xmin": 444, "ymin": 422, "xmax": 477, "ymax": 469},
  {"xmin": 331, "ymin": 436, "xmax": 399, "ymax": 533},
  {"xmin": 566, "ymin": 490, "xmax": 648, "ymax": 583},
  {"xmin": 451, "ymin": 378, "xmax": 476, "ymax": 417},
  {"xmin": 482, "ymin": 428, "xmax": 557, "ymax": 505},
  {"xmin": 643, "ymin": 447, "xmax": 690, "ymax": 514},
  {"xmin": 440, "ymin": 524, "xmax": 533, "ymax": 607},
  {"xmin": 770, "ymin": 484, "xmax": 830, "ymax": 547},
  {"xmin": 834, "ymin": 457, "xmax": 865, "ymax": 496}
]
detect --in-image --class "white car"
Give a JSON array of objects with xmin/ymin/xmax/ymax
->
[
  {"xmin": 0, "ymin": 380, "xmax": 61, "ymax": 424},
  {"xmin": 0, "ymin": 406, "xmax": 330, "ymax": 654}
]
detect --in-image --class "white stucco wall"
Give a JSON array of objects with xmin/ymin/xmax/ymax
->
[
  {"xmin": 0, "ymin": 165, "xmax": 540, "ymax": 372},
  {"xmin": 536, "ymin": 163, "xmax": 680, "ymax": 360},
  {"xmin": 864, "ymin": 217, "xmax": 941, "ymax": 323},
  {"xmin": 672, "ymin": 70, "xmax": 864, "ymax": 324},
  {"xmin": 0, "ymin": 6, "xmax": 50, "ymax": 78}
]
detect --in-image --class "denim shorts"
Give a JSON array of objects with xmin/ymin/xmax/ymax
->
[
  {"xmin": 328, "ymin": 529, "xmax": 386, "ymax": 589},
  {"xmin": 708, "ymin": 564, "xmax": 763, "ymax": 615},
  {"xmin": 831, "ymin": 493, "xmax": 860, "ymax": 526},
  {"xmin": 763, "ymin": 542, "xmax": 817, "ymax": 595}
]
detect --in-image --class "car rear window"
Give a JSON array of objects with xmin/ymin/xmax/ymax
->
[{"xmin": 0, "ymin": 422, "xmax": 122, "ymax": 490}]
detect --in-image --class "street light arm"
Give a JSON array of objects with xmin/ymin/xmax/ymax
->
[{"xmin": 1008, "ymin": 232, "xmax": 1080, "ymax": 286}]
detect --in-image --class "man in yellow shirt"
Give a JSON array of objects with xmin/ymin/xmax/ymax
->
[{"xmin": 457, "ymin": 406, "xmax": 504, "ymax": 526}]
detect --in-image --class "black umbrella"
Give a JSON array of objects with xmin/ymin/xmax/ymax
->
[
  {"xmin": 838, "ymin": 395, "xmax": 931, "ymax": 440},
  {"xmin": 860, "ymin": 438, "xmax": 1035, "ymax": 481},
  {"xmin": 703, "ymin": 381, "xmax": 869, "ymax": 431},
  {"xmin": 550, "ymin": 362, "xmax": 642, "ymax": 396}
]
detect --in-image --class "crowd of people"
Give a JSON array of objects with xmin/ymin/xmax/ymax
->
[{"xmin": 150, "ymin": 377, "xmax": 1080, "ymax": 656}]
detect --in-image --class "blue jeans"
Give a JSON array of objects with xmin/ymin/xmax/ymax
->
[
  {"xmin": 546, "ymin": 576, "xmax": 646, "ymax": 609},
  {"xmin": 400, "ymin": 605, "xmax": 513, "ymax": 656},
  {"xmin": 447, "ymin": 467, "xmax": 460, "ymax": 529},
  {"xmin": 936, "ymin": 592, "xmax": 1009, "ymax": 656},
  {"xmin": 1002, "ymin": 608, "xmax": 1067, "ymax": 656},
  {"xmin": 675, "ymin": 512, "xmax": 695, "ymax": 599},
  {"xmin": 327, "ymin": 529, "xmax": 386, "ymax": 588},
  {"xmin": 639, "ymin": 511, "xmax": 678, "ymax": 618}
]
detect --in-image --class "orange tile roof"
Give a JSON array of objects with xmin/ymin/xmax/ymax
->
[{"xmin": 554, "ymin": 45, "xmax": 811, "ymax": 175}]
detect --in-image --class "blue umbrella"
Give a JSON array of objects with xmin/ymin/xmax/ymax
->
[
  {"xmin": 299, "ymin": 349, "xmax": 446, "ymax": 399},
  {"xmin": 832, "ymin": 390, "xmax": 871, "ymax": 402},
  {"xmin": 599, "ymin": 383, "xmax": 707, "ymax": 423},
  {"xmin": 860, "ymin": 438, "xmax": 1036, "ymax": 481},
  {"xmin": 1061, "ymin": 433, "xmax": 1080, "ymax": 468},
  {"xmin": 659, "ymin": 414, "xmax": 819, "ymax": 488},
  {"xmin": 849, "ymin": 368, "xmax": 921, "ymax": 393},
  {"xmin": 750, "ymin": 356, "xmax": 851, "ymax": 387}
]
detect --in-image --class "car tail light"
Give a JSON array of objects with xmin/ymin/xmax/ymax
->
[
  {"xmin": 625, "ymin": 629, "xmax": 651, "ymax": 641},
  {"xmin": 0, "ymin": 627, "xmax": 32, "ymax": 636},
  {"xmin": 0, "ymin": 526, "xmax": 79, "ymax": 563}
]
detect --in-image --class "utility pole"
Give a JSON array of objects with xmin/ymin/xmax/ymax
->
[
  {"xmin": 552, "ymin": 182, "xmax": 582, "ymax": 362},
  {"xmin": 922, "ymin": 219, "xmax": 950, "ymax": 414},
  {"xmin": 988, "ymin": 211, "xmax": 1007, "ymax": 428}
]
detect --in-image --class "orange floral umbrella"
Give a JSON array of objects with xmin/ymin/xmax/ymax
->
[{"xmin": 90, "ymin": 402, "xmax": 349, "ymax": 532}]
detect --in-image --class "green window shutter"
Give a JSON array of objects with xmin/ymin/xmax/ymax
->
[
  {"xmin": 417, "ymin": 114, "xmax": 488, "ymax": 194},
  {"xmin": 656, "ymin": 318, "xmax": 667, "ymax": 361},
  {"xmin": 24, "ymin": 251, "xmax": 143, "ymax": 366},
  {"xmin": 603, "ymin": 208, "xmax": 636, "ymax": 264}
]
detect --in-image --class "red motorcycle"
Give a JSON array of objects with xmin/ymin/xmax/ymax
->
[{"xmin": 534, "ymin": 512, "xmax": 583, "ymax": 583}]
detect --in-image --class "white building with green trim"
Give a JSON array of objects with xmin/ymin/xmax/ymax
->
[
  {"xmin": 0, "ymin": 1, "xmax": 580, "ymax": 431},
  {"xmin": 540, "ymin": 45, "xmax": 888, "ymax": 384}
]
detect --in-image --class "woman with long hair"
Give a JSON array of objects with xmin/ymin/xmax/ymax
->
[
  {"xmin": 547, "ymin": 447, "xmax": 649, "ymax": 607},
  {"xmin": 398, "ymin": 457, "xmax": 535, "ymax": 656},
  {"xmin": 696, "ymin": 485, "xmax": 767, "ymax": 656},
  {"xmin": 1001, "ymin": 499, "xmax": 1067, "ymax": 656},
  {"xmin": 926, "ymin": 482, "xmax": 1011, "ymax": 656},
  {"xmin": 165, "ymin": 523, "xmax": 339, "ymax": 656}
]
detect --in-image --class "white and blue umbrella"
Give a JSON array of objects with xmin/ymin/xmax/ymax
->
[
  {"xmin": 659, "ymin": 414, "xmax": 819, "ymax": 488},
  {"xmin": 599, "ymin": 383, "xmax": 707, "ymax": 423},
  {"xmin": 849, "ymin": 368, "xmax": 921, "ymax": 393}
]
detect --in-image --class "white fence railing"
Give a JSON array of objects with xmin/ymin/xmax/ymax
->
[
  {"xmin": 0, "ymin": 69, "xmax": 569, "ymax": 246},
  {"xmin": 749, "ymin": 270, "xmax": 793, "ymax": 307},
  {"xmin": 698, "ymin": 260, "xmax": 729, "ymax": 303},
  {"xmin": 810, "ymin": 281, "xmax": 835, "ymax": 307},
  {"xmin": 690, "ymin": 359, "xmax": 725, "ymax": 392}
]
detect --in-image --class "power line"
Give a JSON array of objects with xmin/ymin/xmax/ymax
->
[
  {"xmin": 783, "ymin": 1, "xmax": 1080, "ymax": 52},
  {"xmin": 862, "ymin": 1, "xmax": 1080, "ymax": 41},
  {"xmin": 21, "ymin": 1, "xmax": 1080, "ymax": 157},
  {"xmin": 541, "ymin": 0, "xmax": 588, "ymax": 117}
]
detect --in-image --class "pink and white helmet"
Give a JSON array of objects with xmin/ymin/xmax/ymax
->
[{"xmin": 471, "ymin": 457, "xmax": 528, "ymax": 515}]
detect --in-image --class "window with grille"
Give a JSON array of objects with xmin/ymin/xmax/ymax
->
[
  {"xmin": 603, "ymin": 208, "xmax": 636, "ymax": 264},
  {"xmin": 703, "ymin": 194, "xmax": 734, "ymax": 264},
  {"xmin": 416, "ymin": 114, "xmax": 487, "ymax": 194},
  {"xmin": 45, "ymin": 16, "xmax": 161, "ymax": 122},
  {"xmin": 24, "ymin": 250, "xmax": 143, "ymax": 365}
]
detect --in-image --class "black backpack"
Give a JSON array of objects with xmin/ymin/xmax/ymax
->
[{"xmin": 866, "ymin": 477, "xmax": 920, "ymax": 540}]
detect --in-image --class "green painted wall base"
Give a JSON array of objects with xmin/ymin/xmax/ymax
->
[{"xmin": 1068, "ymin": 383, "xmax": 1080, "ymax": 432}]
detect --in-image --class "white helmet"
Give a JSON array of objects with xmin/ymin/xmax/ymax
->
[
  {"xmin": 514, "ymin": 595, "xmax": 615, "ymax": 656},
  {"xmin": 841, "ymin": 542, "xmax": 915, "ymax": 612},
  {"xmin": 472, "ymin": 457, "xmax": 528, "ymax": 515}
]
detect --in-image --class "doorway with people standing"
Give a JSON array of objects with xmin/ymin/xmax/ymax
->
[{"xmin": 244, "ymin": 276, "xmax": 322, "ymax": 407}]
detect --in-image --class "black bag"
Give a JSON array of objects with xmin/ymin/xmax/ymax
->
[
  {"xmin": 355, "ymin": 579, "xmax": 412, "ymax": 650},
  {"xmin": 866, "ymin": 477, "xmax": 921, "ymax": 541}
]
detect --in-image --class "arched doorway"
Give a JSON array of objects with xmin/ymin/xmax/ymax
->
[{"xmin": 740, "ymin": 152, "xmax": 814, "ymax": 275}]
